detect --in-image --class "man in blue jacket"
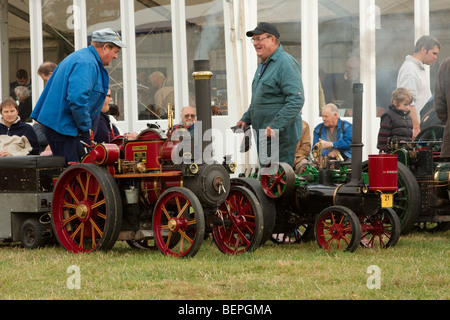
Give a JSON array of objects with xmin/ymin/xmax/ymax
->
[
  {"xmin": 236, "ymin": 22, "xmax": 304, "ymax": 168},
  {"xmin": 31, "ymin": 28, "xmax": 126, "ymax": 164},
  {"xmin": 313, "ymin": 103, "xmax": 352, "ymax": 160}
]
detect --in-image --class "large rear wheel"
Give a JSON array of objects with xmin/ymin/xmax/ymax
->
[{"xmin": 52, "ymin": 164, "xmax": 122, "ymax": 253}]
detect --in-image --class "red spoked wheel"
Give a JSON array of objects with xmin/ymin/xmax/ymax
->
[
  {"xmin": 213, "ymin": 186, "xmax": 264, "ymax": 254},
  {"xmin": 260, "ymin": 162, "xmax": 295, "ymax": 199},
  {"xmin": 360, "ymin": 207, "xmax": 401, "ymax": 249},
  {"xmin": 314, "ymin": 206, "xmax": 361, "ymax": 252},
  {"xmin": 153, "ymin": 187, "xmax": 205, "ymax": 258},
  {"xmin": 52, "ymin": 164, "xmax": 122, "ymax": 253}
]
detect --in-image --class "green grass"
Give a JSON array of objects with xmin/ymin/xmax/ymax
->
[{"xmin": 0, "ymin": 230, "xmax": 448, "ymax": 300}]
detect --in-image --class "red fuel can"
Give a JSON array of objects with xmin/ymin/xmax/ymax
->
[{"xmin": 368, "ymin": 154, "xmax": 398, "ymax": 192}]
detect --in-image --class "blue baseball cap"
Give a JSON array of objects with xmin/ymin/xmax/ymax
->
[{"xmin": 91, "ymin": 28, "xmax": 126, "ymax": 48}]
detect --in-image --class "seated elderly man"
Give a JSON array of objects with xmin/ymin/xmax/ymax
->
[
  {"xmin": 313, "ymin": 103, "xmax": 352, "ymax": 160},
  {"xmin": 174, "ymin": 106, "xmax": 197, "ymax": 134},
  {"xmin": 0, "ymin": 98, "xmax": 39, "ymax": 156}
]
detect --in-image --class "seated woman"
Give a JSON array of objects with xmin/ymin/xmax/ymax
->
[
  {"xmin": 94, "ymin": 89, "xmax": 120, "ymax": 143},
  {"xmin": 0, "ymin": 98, "xmax": 39, "ymax": 156},
  {"xmin": 94, "ymin": 88, "xmax": 138, "ymax": 143}
]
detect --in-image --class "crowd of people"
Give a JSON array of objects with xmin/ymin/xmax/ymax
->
[{"xmin": 0, "ymin": 24, "xmax": 448, "ymax": 171}]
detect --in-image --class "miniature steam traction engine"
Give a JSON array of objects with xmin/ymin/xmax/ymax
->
[
  {"xmin": 381, "ymin": 125, "xmax": 450, "ymax": 233},
  {"xmin": 233, "ymin": 83, "xmax": 402, "ymax": 252},
  {"xmin": 49, "ymin": 60, "xmax": 264, "ymax": 257}
]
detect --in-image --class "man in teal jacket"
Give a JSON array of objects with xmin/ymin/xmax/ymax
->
[
  {"xmin": 31, "ymin": 28, "xmax": 125, "ymax": 164},
  {"xmin": 237, "ymin": 22, "xmax": 304, "ymax": 168}
]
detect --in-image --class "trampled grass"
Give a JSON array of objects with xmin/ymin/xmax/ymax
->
[{"xmin": 0, "ymin": 230, "xmax": 448, "ymax": 300}]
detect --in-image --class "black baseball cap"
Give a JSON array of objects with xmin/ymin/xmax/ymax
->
[{"xmin": 246, "ymin": 22, "xmax": 280, "ymax": 38}]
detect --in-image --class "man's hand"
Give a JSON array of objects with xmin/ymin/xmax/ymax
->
[
  {"xmin": 316, "ymin": 138, "xmax": 333, "ymax": 149},
  {"xmin": 265, "ymin": 126, "xmax": 276, "ymax": 138},
  {"xmin": 236, "ymin": 121, "xmax": 247, "ymax": 130},
  {"xmin": 410, "ymin": 105, "xmax": 420, "ymax": 140}
]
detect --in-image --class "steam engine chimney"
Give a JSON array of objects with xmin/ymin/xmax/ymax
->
[
  {"xmin": 192, "ymin": 60, "xmax": 213, "ymax": 163},
  {"xmin": 349, "ymin": 83, "xmax": 364, "ymax": 186}
]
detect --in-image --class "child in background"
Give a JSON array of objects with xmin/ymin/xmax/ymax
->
[{"xmin": 377, "ymin": 87, "xmax": 413, "ymax": 152}]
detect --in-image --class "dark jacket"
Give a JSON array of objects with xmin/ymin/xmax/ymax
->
[
  {"xmin": 94, "ymin": 112, "xmax": 120, "ymax": 143},
  {"xmin": 0, "ymin": 117, "xmax": 40, "ymax": 155},
  {"xmin": 377, "ymin": 105, "xmax": 413, "ymax": 151},
  {"xmin": 434, "ymin": 57, "xmax": 450, "ymax": 157}
]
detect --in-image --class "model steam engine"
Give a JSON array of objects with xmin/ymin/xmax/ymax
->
[
  {"xmin": 51, "ymin": 60, "xmax": 266, "ymax": 257},
  {"xmin": 0, "ymin": 60, "xmax": 264, "ymax": 258},
  {"xmin": 382, "ymin": 125, "xmax": 450, "ymax": 233},
  {"xmin": 233, "ymin": 83, "xmax": 402, "ymax": 252}
]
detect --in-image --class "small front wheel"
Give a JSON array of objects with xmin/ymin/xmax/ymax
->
[
  {"xmin": 360, "ymin": 207, "xmax": 401, "ymax": 249},
  {"xmin": 213, "ymin": 186, "xmax": 264, "ymax": 254},
  {"xmin": 20, "ymin": 218, "xmax": 50, "ymax": 249},
  {"xmin": 153, "ymin": 187, "xmax": 205, "ymax": 258},
  {"xmin": 315, "ymin": 206, "xmax": 361, "ymax": 252}
]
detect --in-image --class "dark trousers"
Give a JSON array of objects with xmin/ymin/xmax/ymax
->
[{"xmin": 43, "ymin": 126, "xmax": 89, "ymax": 164}]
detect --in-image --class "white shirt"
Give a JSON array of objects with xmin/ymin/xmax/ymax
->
[{"xmin": 397, "ymin": 55, "xmax": 431, "ymax": 118}]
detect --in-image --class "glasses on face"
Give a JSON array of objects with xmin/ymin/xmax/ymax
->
[
  {"xmin": 251, "ymin": 35, "xmax": 272, "ymax": 43},
  {"xmin": 184, "ymin": 114, "xmax": 196, "ymax": 119}
]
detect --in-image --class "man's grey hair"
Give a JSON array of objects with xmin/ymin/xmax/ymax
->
[
  {"xmin": 14, "ymin": 86, "xmax": 30, "ymax": 100},
  {"xmin": 180, "ymin": 106, "xmax": 196, "ymax": 116},
  {"xmin": 323, "ymin": 103, "xmax": 339, "ymax": 115}
]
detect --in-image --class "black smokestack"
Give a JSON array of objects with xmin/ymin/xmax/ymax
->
[
  {"xmin": 350, "ymin": 83, "xmax": 364, "ymax": 185},
  {"xmin": 193, "ymin": 60, "xmax": 213, "ymax": 163}
]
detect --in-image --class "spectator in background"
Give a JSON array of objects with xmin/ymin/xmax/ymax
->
[
  {"xmin": 10, "ymin": 69, "xmax": 32, "ymax": 100},
  {"xmin": 149, "ymin": 71, "xmax": 174, "ymax": 118},
  {"xmin": 108, "ymin": 103, "xmax": 124, "ymax": 135},
  {"xmin": 332, "ymin": 57, "xmax": 360, "ymax": 116},
  {"xmin": 293, "ymin": 120, "xmax": 311, "ymax": 174},
  {"xmin": 95, "ymin": 89, "xmax": 137, "ymax": 143},
  {"xmin": 397, "ymin": 35, "xmax": 441, "ymax": 139},
  {"xmin": 174, "ymin": 106, "xmax": 197, "ymax": 137},
  {"xmin": 0, "ymin": 98, "xmax": 39, "ymax": 156},
  {"xmin": 94, "ymin": 88, "xmax": 120, "ymax": 143},
  {"xmin": 175, "ymin": 106, "xmax": 197, "ymax": 129},
  {"xmin": 14, "ymin": 86, "xmax": 32, "ymax": 122},
  {"xmin": 313, "ymin": 103, "xmax": 352, "ymax": 160},
  {"xmin": 37, "ymin": 61, "xmax": 57, "ymax": 86},
  {"xmin": 33, "ymin": 62, "xmax": 58, "ymax": 154},
  {"xmin": 377, "ymin": 88, "xmax": 413, "ymax": 152}
]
